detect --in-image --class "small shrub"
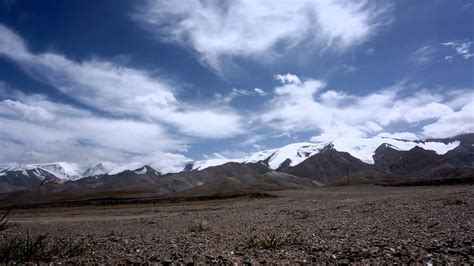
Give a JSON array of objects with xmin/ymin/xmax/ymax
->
[
  {"xmin": 0, "ymin": 232, "xmax": 47, "ymax": 263},
  {"xmin": 0, "ymin": 208, "xmax": 12, "ymax": 232},
  {"xmin": 0, "ymin": 233, "xmax": 89, "ymax": 263}
]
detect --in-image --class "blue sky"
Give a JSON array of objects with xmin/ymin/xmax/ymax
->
[{"xmin": 0, "ymin": 0, "xmax": 473, "ymax": 164}]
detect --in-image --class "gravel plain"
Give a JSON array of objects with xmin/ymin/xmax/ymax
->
[{"xmin": 2, "ymin": 185, "xmax": 473, "ymax": 264}]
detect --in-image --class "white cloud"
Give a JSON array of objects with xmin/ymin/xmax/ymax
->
[
  {"xmin": 444, "ymin": 55, "xmax": 454, "ymax": 62},
  {"xmin": 0, "ymin": 24, "xmax": 243, "ymax": 139},
  {"xmin": 377, "ymin": 132, "xmax": 419, "ymax": 141},
  {"xmin": 258, "ymin": 74, "xmax": 473, "ymax": 141},
  {"xmin": 442, "ymin": 41, "xmax": 474, "ymax": 60},
  {"xmin": 131, "ymin": 151, "xmax": 192, "ymax": 174},
  {"xmin": 411, "ymin": 45, "xmax": 436, "ymax": 65},
  {"xmin": 422, "ymin": 102, "xmax": 474, "ymax": 138},
  {"xmin": 157, "ymin": 109, "xmax": 242, "ymax": 138},
  {"xmin": 0, "ymin": 93, "xmax": 186, "ymax": 164},
  {"xmin": 274, "ymin": 73, "xmax": 301, "ymax": 85},
  {"xmin": 133, "ymin": 0, "xmax": 391, "ymax": 71},
  {"xmin": 215, "ymin": 87, "xmax": 266, "ymax": 104},
  {"xmin": 403, "ymin": 102, "xmax": 453, "ymax": 123},
  {"xmin": 1, "ymin": 99, "xmax": 55, "ymax": 122},
  {"xmin": 254, "ymin": 88, "xmax": 266, "ymax": 96}
]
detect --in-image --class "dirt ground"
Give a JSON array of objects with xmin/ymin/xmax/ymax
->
[{"xmin": 2, "ymin": 185, "xmax": 473, "ymax": 264}]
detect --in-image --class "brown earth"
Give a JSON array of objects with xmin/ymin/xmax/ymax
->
[{"xmin": 1, "ymin": 185, "xmax": 473, "ymax": 264}]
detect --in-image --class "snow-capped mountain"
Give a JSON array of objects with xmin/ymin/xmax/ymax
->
[
  {"xmin": 189, "ymin": 142, "xmax": 330, "ymax": 171},
  {"xmin": 329, "ymin": 137, "xmax": 460, "ymax": 164},
  {"xmin": 80, "ymin": 162, "xmax": 119, "ymax": 177},
  {"xmin": 0, "ymin": 135, "xmax": 465, "ymax": 183},
  {"xmin": 189, "ymin": 137, "xmax": 460, "ymax": 171},
  {"xmin": 0, "ymin": 162, "xmax": 86, "ymax": 181},
  {"xmin": 0, "ymin": 134, "xmax": 472, "ymax": 199}
]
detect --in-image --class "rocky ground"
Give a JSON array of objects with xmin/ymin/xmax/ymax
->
[{"xmin": 1, "ymin": 185, "xmax": 473, "ymax": 264}]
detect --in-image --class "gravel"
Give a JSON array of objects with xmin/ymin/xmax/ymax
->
[{"xmin": 2, "ymin": 185, "xmax": 473, "ymax": 264}]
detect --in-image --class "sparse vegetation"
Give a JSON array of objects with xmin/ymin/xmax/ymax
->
[
  {"xmin": 0, "ymin": 234, "xmax": 89, "ymax": 263},
  {"xmin": 0, "ymin": 208, "xmax": 88, "ymax": 263},
  {"xmin": 0, "ymin": 208, "xmax": 12, "ymax": 232},
  {"xmin": 0, "ymin": 233, "xmax": 47, "ymax": 263}
]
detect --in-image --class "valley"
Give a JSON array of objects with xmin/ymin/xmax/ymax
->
[{"xmin": 1, "ymin": 185, "xmax": 472, "ymax": 264}]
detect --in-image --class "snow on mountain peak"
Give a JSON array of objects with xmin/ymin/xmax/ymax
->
[
  {"xmin": 81, "ymin": 162, "xmax": 119, "ymax": 177},
  {"xmin": 33, "ymin": 162, "xmax": 86, "ymax": 181},
  {"xmin": 107, "ymin": 162, "xmax": 145, "ymax": 175},
  {"xmin": 189, "ymin": 137, "xmax": 460, "ymax": 171},
  {"xmin": 191, "ymin": 158, "xmax": 244, "ymax": 171},
  {"xmin": 330, "ymin": 137, "xmax": 460, "ymax": 164},
  {"xmin": 258, "ymin": 142, "xmax": 329, "ymax": 169},
  {"xmin": 192, "ymin": 142, "xmax": 330, "ymax": 171},
  {"xmin": 0, "ymin": 135, "xmax": 463, "ymax": 180}
]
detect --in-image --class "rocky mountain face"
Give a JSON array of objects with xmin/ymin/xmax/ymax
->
[
  {"xmin": 0, "ymin": 168, "xmax": 62, "ymax": 194},
  {"xmin": 0, "ymin": 134, "xmax": 472, "ymax": 204}
]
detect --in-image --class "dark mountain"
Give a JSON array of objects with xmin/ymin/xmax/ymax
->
[
  {"xmin": 285, "ymin": 145, "xmax": 372, "ymax": 185},
  {"xmin": 284, "ymin": 135, "xmax": 473, "ymax": 186},
  {"xmin": 0, "ymin": 168, "xmax": 61, "ymax": 194},
  {"xmin": 0, "ymin": 162, "xmax": 318, "ymax": 205},
  {"xmin": 0, "ymin": 134, "xmax": 472, "ymax": 206}
]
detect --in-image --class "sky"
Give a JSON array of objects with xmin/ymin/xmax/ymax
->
[{"xmin": 0, "ymin": 0, "xmax": 473, "ymax": 165}]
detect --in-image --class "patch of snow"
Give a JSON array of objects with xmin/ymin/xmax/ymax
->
[
  {"xmin": 149, "ymin": 159, "xmax": 192, "ymax": 175},
  {"xmin": 192, "ymin": 158, "xmax": 244, "ymax": 171},
  {"xmin": 253, "ymin": 142, "xmax": 329, "ymax": 169},
  {"xmin": 193, "ymin": 142, "xmax": 329, "ymax": 171},
  {"xmin": 134, "ymin": 168, "xmax": 148, "ymax": 175},
  {"xmin": 108, "ymin": 162, "xmax": 145, "ymax": 175},
  {"xmin": 331, "ymin": 137, "xmax": 460, "ymax": 164},
  {"xmin": 2, "ymin": 163, "xmax": 35, "ymax": 172},
  {"xmin": 82, "ymin": 162, "xmax": 118, "ymax": 177},
  {"xmin": 34, "ymin": 162, "xmax": 86, "ymax": 181},
  {"xmin": 0, "ymin": 172, "xmax": 5, "ymax": 176},
  {"xmin": 244, "ymin": 149, "xmax": 277, "ymax": 164},
  {"xmin": 32, "ymin": 169, "xmax": 43, "ymax": 178}
]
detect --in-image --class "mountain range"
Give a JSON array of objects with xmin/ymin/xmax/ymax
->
[{"xmin": 1, "ymin": 134, "xmax": 473, "ymax": 205}]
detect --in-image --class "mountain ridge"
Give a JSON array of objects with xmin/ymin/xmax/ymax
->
[{"xmin": 0, "ymin": 133, "xmax": 472, "ymax": 203}]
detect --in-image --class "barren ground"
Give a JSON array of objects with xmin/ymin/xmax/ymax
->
[{"xmin": 2, "ymin": 185, "xmax": 473, "ymax": 264}]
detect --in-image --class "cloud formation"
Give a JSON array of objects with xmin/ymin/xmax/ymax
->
[
  {"xmin": 411, "ymin": 45, "xmax": 437, "ymax": 65},
  {"xmin": 442, "ymin": 41, "xmax": 474, "ymax": 60},
  {"xmin": 0, "ymin": 24, "xmax": 243, "ymax": 139},
  {"xmin": 133, "ymin": 0, "xmax": 391, "ymax": 71},
  {"xmin": 0, "ymin": 87, "xmax": 186, "ymax": 164},
  {"xmin": 258, "ymin": 74, "xmax": 473, "ymax": 142}
]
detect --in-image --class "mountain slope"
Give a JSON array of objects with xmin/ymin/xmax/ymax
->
[
  {"xmin": 0, "ymin": 161, "xmax": 317, "ymax": 205},
  {"xmin": 0, "ymin": 134, "xmax": 472, "ymax": 205},
  {"xmin": 285, "ymin": 134, "xmax": 473, "ymax": 186}
]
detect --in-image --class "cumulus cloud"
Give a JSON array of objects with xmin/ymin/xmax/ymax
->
[
  {"xmin": 133, "ymin": 0, "xmax": 391, "ymax": 71},
  {"xmin": 0, "ymin": 24, "xmax": 243, "ymax": 139},
  {"xmin": 422, "ymin": 102, "xmax": 474, "ymax": 138},
  {"xmin": 258, "ymin": 74, "xmax": 473, "ymax": 141},
  {"xmin": 274, "ymin": 73, "xmax": 301, "ymax": 85},
  {"xmin": 403, "ymin": 102, "xmax": 453, "ymax": 123}
]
